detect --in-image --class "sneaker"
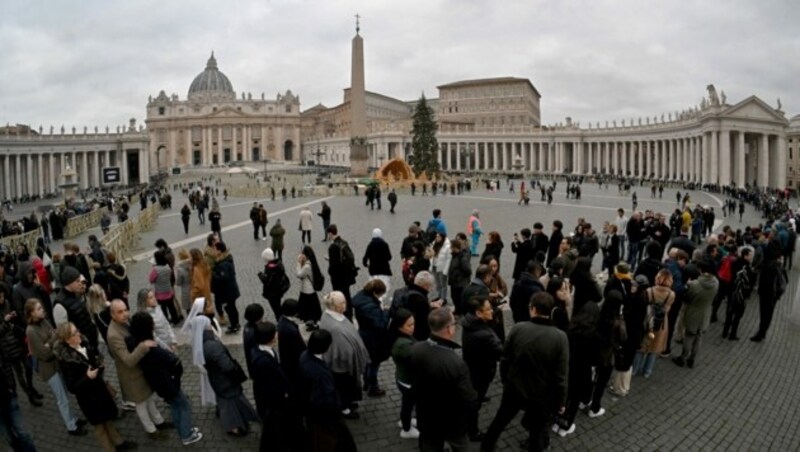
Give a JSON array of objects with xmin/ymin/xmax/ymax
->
[
  {"xmin": 396, "ymin": 418, "xmax": 417, "ymax": 428},
  {"xmin": 557, "ymin": 423, "xmax": 576, "ymax": 437},
  {"xmin": 121, "ymin": 401, "xmax": 137, "ymax": 411},
  {"xmin": 588, "ymin": 408, "xmax": 606, "ymax": 418},
  {"xmin": 578, "ymin": 402, "xmax": 590, "ymax": 410},
  {"xmin": 399, "ymin": 426, "xmax": 420, "ymax": 439},
  {"xmin": 182, "ymin": 431, "xmax": 203, "ymax": 446}
]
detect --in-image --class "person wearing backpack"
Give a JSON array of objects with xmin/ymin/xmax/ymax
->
[
  {"xmin": 632, "ymin": 269, "xmax": 675, "ymax": 378},
  {"xmin": 723, "ymin": 247, "xmax": 754, "ymax": 341},
  {"xmin": 751, "ymin": 241, "xmax": 788, "ymax": 342},
  {"xmin": 128, "ymin": 312, "xmax": 203, "ymax": 446},
  {"xmin": 327, "ymin": 225, "xmax": 358, "ymax": 319},
  {"xmin": 296, "ymin": 246, "xmax": 324, "ymax": 324},
  {"xmin": 258, "ymin": 248, "xmax": 290, "ymax": 322},
  {"xmin": 711, "ymin": 246, "xmax": 738, "ymax": 323}
]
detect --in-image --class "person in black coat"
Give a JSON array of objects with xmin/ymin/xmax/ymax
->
[
  {"xmin": 242, "ymin": 304, "xmax": 265, "ymax": 379},
  {"xmin": 128, "ymin": 312, "xmax": 202, "ymax": 445},
  {"xmin": 351, "ymin": 279, "xmax": 389, "ymax": 397},
  {"xmin": 55, "ymin": 323, "xmax": 135, "ymax": 451},
  {"xmin": 276, "ymin": 299, "xmax": 307, "ymax": 385},
  {"xmin": 461, "ymin": 265, "xmax": 492, "ymax": 316},
  {"xmin": 510, "ymin": 228, "xmax": 535, "ymax": 281},
  {"xmin": 202, "ymin": 327, "xmax": 259, "ymax": 436},
  {"xmin": 180, "ymin": 204, "xmax": 191, "ymax": 234},
  {"xmin": 531, "ymin": 222, "xmax": 550, "ymax": 258},
  {"xmin": 461, "ymin": 297, "xmax": 503, "ymax": 441},
  {"xmin": 410, "ymin": 308, "xmax": 477, "ymax": 451},
  {"xmin": 509, "ymin": 261, "xmax": 545, "ymax": 323},
  {"xmin": 481, "ymin": 292, "xmax": 568, "ymax": 452},
  {"xmin": 299, "ymin": 330, "xmax": 357, "ymax": 452},
  {"xmin": 251, "ymin": 321, "xmax": 298, "ymax": 452},
  {"xmin": 634, "ymin": 241, "xmax": 664, "ymax": 290},
  {"xmin": 402, "ymin": 272, "xmax": 442, "ymax": 341},
  {"xmin": 210, "ymin": 242, "xmax": 241, "ymax": 334},
  {"xmin": 0, "ymin": 340, "xmax": 37, "ymax": 451},
  {"xmin": 546, "ymin": 221, "xmax": 564, "ymax": 268},
  {"xmin": 362, "ymin": 229, "xmax": 392, "ymax": 279}
]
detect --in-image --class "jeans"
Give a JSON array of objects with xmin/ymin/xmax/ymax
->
[
  {"xmin": 632, "ymin": 352, "xmax": 658, "ymax": 377},
  {"xmin": 433, "ymin": 271, "xmax": 448, "ymax": 303},
  {"xmin": 0, "ymin": 395, "xmax": 36, "ymax": 452},
  {"xmin": 617, "ymin": 235, "xmax": 627, "ymax": 261},
  {"xmin": 167, "ymin": 390, "xmax": 193, "ymax": 440},
  {"xmin": 396, "ymin": 382, "xmax": 415, "ymax": 432},
  {"xmin": 363, "ymin": 362, "xmax": 381, "ymax": 390},
  {"xmin": 47, "ymin": 373, "xmax": 78, "ymax": 431},
  {"xmin": 626, "ymin": 240, "xmax": 639, "ymax": 267}
]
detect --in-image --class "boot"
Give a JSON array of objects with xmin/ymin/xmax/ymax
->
[{"xmin": 27, "ymin": 392, "xmax": 43, "ymax": 407}]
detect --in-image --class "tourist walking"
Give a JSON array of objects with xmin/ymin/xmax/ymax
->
[
  {"xmin": 296, "ymin": 246, "xmax": 324, "ymax": 323},
  {"xmin": 299, "ymin": 206, "xmax": 313, "ymax": 244},
  {"xmin": 673, "ymin": 258, "xmax": 718, "ymax": 368},
  {"xmin": 318, "ymin": 201, "xmax": 331, "ymax": 240},
  {"xmin": 362, "ymin": 228, "xmax": 393, "ymax": 297},
  {"xmin": 327, "ymin": 225, "xmax": 358, "ymax": 318},
  {"xmin": 211, "ymin": 242, "xmax": 241, "ymax": 334},
  {"xmin": 258, "ymin": 247, "xmax": 290, "ymax": 321},
  {"xmin": 180, "ymin": 204, "xmax": 191, "ymax": 234},
  {"xmin": 389, "ymin": 308, "xmax": 418, "ymax": 439},
  {"xmin": 467, "ymin": 209, "xmax": 483, "ymax": 256},
  {"xmin": 209, "ymin": 206, "xmax": 222, "ymax": 240},
  {"xmin": 352, "ymin": 279, "xmax": 389, "ymax": 397},
  {"xmin": 269, "ymin": 219, "xmax": 286, "ymax": 261}
]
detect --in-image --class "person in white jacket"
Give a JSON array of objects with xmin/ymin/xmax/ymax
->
[{"xmin": 430, "ymin": 228, "xmax": 452, "ymax": 303}]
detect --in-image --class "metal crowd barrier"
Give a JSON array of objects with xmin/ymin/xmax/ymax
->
[
  {"xmin": 99, "ymin": 203, "xmax": 160, "ymax": 262},
  {"xmin": 0, "ymin": 230, "xmax": 39, "ymax": 255},
  {"xmin": 65, "ymin": 207, "xmax": 109, "ymax": 239}
]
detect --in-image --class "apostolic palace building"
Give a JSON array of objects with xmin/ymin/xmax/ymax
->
[{"xmin": 1, "ymin": 30, "xmax": 797, "ymax": 202}]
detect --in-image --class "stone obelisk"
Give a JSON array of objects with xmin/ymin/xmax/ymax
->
[{"xmin": 349, "ymin": 15, "xmax": 369, "ymax": 176}]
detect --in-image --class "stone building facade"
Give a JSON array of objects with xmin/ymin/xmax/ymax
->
[
  {"xmin": 0, "ymin": 121, "xmax": 149, "ymax": 200},
  {"xmin": 145, "ymin": 53, "xmax": 302, "ymax": 170},
  {"xmin": 787, "ymin": 115, "xmax": 800, "ymax": 190},
  {"xmin": 437, "ymin": 77, "xmax": 541, "ymax": 130}
]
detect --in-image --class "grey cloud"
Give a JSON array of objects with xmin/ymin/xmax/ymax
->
[{"xmin": 1, "ymin": 0, "xmax": 798, "ymax": 129}]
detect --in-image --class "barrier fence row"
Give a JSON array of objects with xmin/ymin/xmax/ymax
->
[{"xmin": 100, "ymin": 203, "xmax": 160, "ymax": 263}]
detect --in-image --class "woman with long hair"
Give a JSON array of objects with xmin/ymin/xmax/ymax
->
[
  {"xmin": 135, "ymin": 288, "xmax": 177, "ymax": 351},
  {"xmin": 546, "ymin": 276, "xmax": 572, "ymax": 332},
  {"xmin": 430, "ymin": 231, "xmax": 451, "ymax": 303},
  {"xmin": 296, "ymin": 245, "xmax": 323, "ymax": 323},
  {"xmin": 389, "ymin": 308, "xmax": 418, "ymax": 439},
  {"xmin": 632, "ymin": 269, "xmax": 675, "ymax": 378},
  {"xmin": 174, "ymin": 248, "xmax": 192, "ymax": 314},
  {"xmin": 481, "ymin": 231, "xmax": 504, "ymax": 267},
  {"xmin": 55, "ymin": 322, "xmax": 135, "ymax": 451},
  {"xmin": 86, "ymin": 284, "xmax": 112, "ymax": 345},
  {"xmin": 25, "ymin": 298, "xmax": 85, "ymax": 436},
  {"xmin": 189, "ymin": 248, "xmax": 213, "ymax": 316}
]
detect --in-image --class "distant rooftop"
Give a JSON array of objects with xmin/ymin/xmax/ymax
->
[{"xmin": 437, "ymin": 77, "xmax": 541, "ymax": 98}]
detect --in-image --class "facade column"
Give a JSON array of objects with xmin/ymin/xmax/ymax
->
[
  {"xmin": 612, "ymin": 142, "xmax": 618, "ymax": 174},
  {"xmin": 736, "ymin": 132, "xmax": 746, "ymax": 187},
  {"xmin": 644, "ymin": 141, "xmax": 651, "ymax": 178},
  {"xmin": 719, "ymin": 130, "xmax": 731, "ymax": 186},
  {"xmin": 637, "ymin": 142, "xmax": 644, "ymax": 178},
  {"xmin": 492, "ymin": 143, "xmax": 499, "ymax": 171},
  {"xmin": 776, "ymin": 135, "xmax": 787, "ymax": 188},
  {"xmin": 5, "ymin": 156, "xmax": 12, "ymax": 199},
  {"xmin": 758, "ymin": 134, "xmax": 769, "ymax": 187},
  {"xmin": 710, "ymin": 130, "xmax": 719, "ymax": 185},
  {"xmin": 79, "ymin": 152, "xmax": 87, "ymax": 189},
  {"xmin": 620, "ymin": 142, "xmax": 627, "ymax": 176},
  {"xmin": 701, "ymin": 134, "xmax": 709, "ymax": 184},
  {"xmin": 604, "ymin": 143, "xmax": 610, "ymax": 174}
]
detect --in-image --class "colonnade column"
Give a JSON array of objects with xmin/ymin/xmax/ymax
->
[
  {"xmin": 37, "ymin": 155, "xmax": 44, "ymax": 197},
  {"xmin": 710, "ymin": 131, "xmax": 719, "ymax": 185},
  {"xmin": 25, "ymin": 155, "xmax": 33, "ymax": 196},
  {"xmin": 48, "ymin": 155, "xmax": 55, "ymax": 194},
  {"xmin": 4, "ymin": 157, "xmax": 11, "ymax": 199}
]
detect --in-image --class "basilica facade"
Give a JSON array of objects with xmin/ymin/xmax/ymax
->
[{"xmin": 144, "ymin": 53, "xmax": 302, "ymax": 170}]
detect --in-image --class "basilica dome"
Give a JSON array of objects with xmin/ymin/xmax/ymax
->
[{"xmin": 188, "ymin": 52, "xmax": 235, "ymax": 101}]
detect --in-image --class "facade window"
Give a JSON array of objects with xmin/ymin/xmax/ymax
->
[
  {"xmin": 285, "ymin": 105, "xmax": 292, "ymax": 113},
  {"xmin": 158, "ymin": 107, "xmax": 165, "ymax": 115}
]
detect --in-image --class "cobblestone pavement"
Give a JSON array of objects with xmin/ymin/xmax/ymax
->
[{"xmin": 19, "ymin": 182, "xmax": 800, "ymax": 451}]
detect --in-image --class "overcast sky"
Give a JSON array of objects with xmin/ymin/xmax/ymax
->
[{"xmin": 1, "ymin": 0, "xmax": 797, "ymax": 130}]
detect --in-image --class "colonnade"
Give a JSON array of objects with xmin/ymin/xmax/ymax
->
[
  {"xmin": 0, "ymin": 148, "xmax": 147, "ymax": 201},
  {"xmin": 437, "ymin": 129, "xmax": 786, "ymax": 188}
]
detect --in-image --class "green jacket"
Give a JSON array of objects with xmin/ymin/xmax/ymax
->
[
  {"xmin": 684, "ymin": 273, "xmax": 719, "ymax": 333},
  {"xmin": 391, "ymin": 334, "xmax": 416, "ymax": 385}
]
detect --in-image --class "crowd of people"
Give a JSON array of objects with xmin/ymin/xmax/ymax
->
[{"xmin": 0, "ymin": 176, "xmax": 796, "ymax": 452}]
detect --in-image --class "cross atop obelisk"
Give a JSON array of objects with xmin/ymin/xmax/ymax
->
[{"xmin": 355, "ymin": 13, "xmax": 361, "ymax": 34}]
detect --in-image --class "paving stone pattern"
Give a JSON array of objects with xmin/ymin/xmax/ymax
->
[{"xmin": 19, "ymin": 182, "xmax": 800, "ymax": 451}]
